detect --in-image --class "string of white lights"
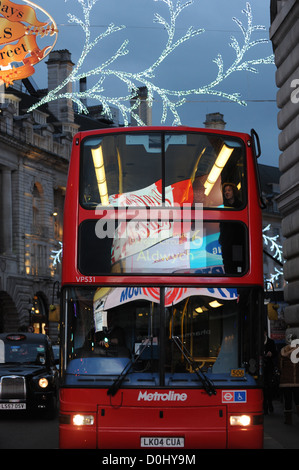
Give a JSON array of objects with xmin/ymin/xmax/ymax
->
[{"xmin": 28, "ymin": 0, "xmax": 274, "ymax": 125}]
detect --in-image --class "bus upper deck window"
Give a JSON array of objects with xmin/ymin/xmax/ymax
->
[
  {"xmin": 165, "ymin": 133, "xmax": 246, "ymax": 209},
  {"xmin": 80, "ymin": 132, "xmax": 246, "ymax": 209},
  {"xmin": 80, "ymin": 133, "xmax": 163, "ymax": 208}
]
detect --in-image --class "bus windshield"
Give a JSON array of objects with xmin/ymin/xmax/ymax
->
[
  {"xmin": 62, "ymin": 286, "xmax": 262, "ymax": 388},
  {"xmin": 80, "ymin": 132, "xmax": 246, "ymax": 209}
]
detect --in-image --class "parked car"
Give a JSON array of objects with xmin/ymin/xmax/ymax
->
[{"xmin": 0, "ymin": 332, "xmax": 59, "ymax": 418}]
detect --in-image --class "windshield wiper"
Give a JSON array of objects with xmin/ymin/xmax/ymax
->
[
  {"xmin": 171, "ymin": 335, "xmax": 216, "ymax": 396},
  {"xmin": 107, "ymin": 340, "xmax": 153, "ymax": 396},
  {"xmin": 108, "ymin": 336, "xmax": 216, "ymax": 397}
]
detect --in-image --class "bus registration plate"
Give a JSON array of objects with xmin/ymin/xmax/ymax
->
[{"xmin": 141, "ymin": 437, "xmax": 184, "ymax": 448}]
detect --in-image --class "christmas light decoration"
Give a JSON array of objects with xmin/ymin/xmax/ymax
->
[
  {"xmin": 263, "ymin": 224, "xmax": 284, "ymax": 286},
  {"xmin": 51, "ymin": 241, "xmax": 62, "ymax": 266},
  {"xmin": 263, "ymin": 224, "xmax": 283, "ymax": 263},
  {"xmin": 0, "ymin": 0, "xmax": 58, "ymax": 85},
  {"xmin": 265, "ymin": 267, "xmax": 283, "ymax": 285},
  {"xmin": 28, "ymin": 0, "xmax": 274, "ymax": 125}
]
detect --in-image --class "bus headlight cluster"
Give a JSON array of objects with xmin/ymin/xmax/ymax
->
[
  {"xmin": 230, "ymin": 415, "xmax": 251, "ymax": 426},
  {"xmin": 72, "ymin": 414, "xmax": 94, "ymax": 426}
]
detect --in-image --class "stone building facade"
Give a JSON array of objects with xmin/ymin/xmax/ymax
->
[
  {"xmin": 0, "ymin": 50, "xmax": 113, "ymax": 341},
  {"xmin": 130, "ymin": 86, "xmax": 152, "ymax": 126},
  {"xmin": 270, "ymin": 0, "xmax": 299, "ymax": 339}
]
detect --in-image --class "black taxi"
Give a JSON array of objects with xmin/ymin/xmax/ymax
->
[{"xmin": 0, "ymin": 332, "xmax": 59, "ymax": 418}]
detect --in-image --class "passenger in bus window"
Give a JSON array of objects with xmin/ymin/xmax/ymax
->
[
  {"xmin": 263, "ymin": 328, "xmax": 277, "ymax": 415},
  {"xmin": 222, "ymin": 183, "xmax": 242, "ymax": 208},
  {"xmin": 219, "ymin": 183, "xmax": 245, "ymax": 274}
]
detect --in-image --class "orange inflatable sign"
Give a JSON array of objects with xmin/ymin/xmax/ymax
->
[{"xmin": 0, "ymin": 0, "xmax": 58, "ymax": 85}]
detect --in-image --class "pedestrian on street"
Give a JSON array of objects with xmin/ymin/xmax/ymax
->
[
  {"xmin": 279, "ymin": 333, "xmax": 299, "ymax": 425},
  {"xmin": 263, "ymin": 329, "xmax": 277, "ymax": 414}
]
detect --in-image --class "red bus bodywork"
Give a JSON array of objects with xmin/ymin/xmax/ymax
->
[
  {"xmin": 59, "ymin": 388, "xmax": 263, "ymax": 449},
  {"xmin": 59, "ymin": 126, "xmax": 264, "ymax": 449}
]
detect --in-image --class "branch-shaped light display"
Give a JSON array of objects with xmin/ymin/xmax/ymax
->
[
  {"xmin": 263, "ymin": 224, "xmax": 283, "ymax": 263},
  {"xmin": 28, "ymin": 0, "xmax": 274, "ymax": 125},
  {"xmin": 263, "ymin": 224, "xmax": 284, "ymax": 285},
  {"xmin": 51, "ymin": 241, "xmax": 62, "ymax": 266}
]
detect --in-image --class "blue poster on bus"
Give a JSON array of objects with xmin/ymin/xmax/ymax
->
[{"xmin": 189, "ymin": 229, "xmax": 223, "ymax": 274}]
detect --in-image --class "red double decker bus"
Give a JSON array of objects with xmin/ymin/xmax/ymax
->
[{"xmin": 59, "ymin": 126, "xmax": 264, "ymax": 449}]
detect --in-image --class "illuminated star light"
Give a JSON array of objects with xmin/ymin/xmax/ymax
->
[{"xmin": 28, "ymin": 0, "xmax": 274, "ymax": 126}]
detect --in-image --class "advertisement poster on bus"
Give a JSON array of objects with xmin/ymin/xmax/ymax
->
[
  {"xmin": 118, "ymin": 228, "xmax": 224, "ymax": 274},
  {"xmin": 93, "ymin": 286, "xmax": 237, "ymax": 332},
  {"xmin": 100, "ymin": 177, "xmax": 225, "ymax": 274},
  {"xmin": 108, "ymin": 179, "xmax": 198, "ymax": 264}
]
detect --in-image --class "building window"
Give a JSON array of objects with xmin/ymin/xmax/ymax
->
[
  {"xmin": 33, "ymin": 110, "xmax": 47, "ymax": 125},
  {"xmin": 32, "ymin": 183, "xmax": 47, "ymax": 236}
]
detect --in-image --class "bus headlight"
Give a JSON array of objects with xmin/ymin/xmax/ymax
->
[
  {"xmin": 38, "ymin": 377, "xmax": 49, "ymax": 388},
  {"xmin": 73, "ymin": 414, "xmax": 94, "ymax": 426},
  {"xmin": 230, "ymin": 415, "xmax": 251, "ymax": 426}
]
